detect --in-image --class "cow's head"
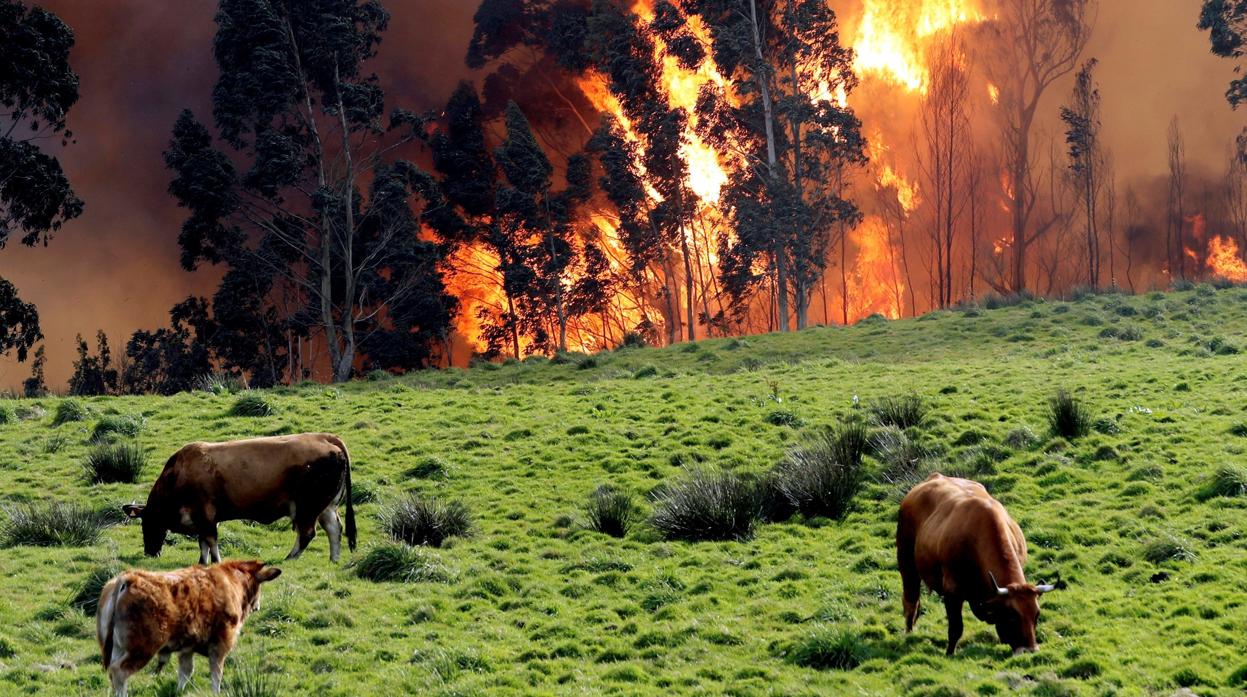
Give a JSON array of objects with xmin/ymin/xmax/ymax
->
[
  {"xmin": 121, "ymin": 502, "xmax": 167, "ymax": 557},
  {"xmin": 982, "ymin": 572, "xmax": 1056, "ymax": 653},
  {"xmin": 223, "ymin": 560, "xmax": 283, "ymax": 615}
]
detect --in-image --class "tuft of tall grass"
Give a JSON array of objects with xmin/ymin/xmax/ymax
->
[
  {"xmin": 1047, "ymin": 389, "xmax": 1092, "ymax": 439},
  {"xmin": 380, "ymin": 494, "xmax": 471, "ymax": 548},
  {"xmin": 785, "ymin": 625, "xmax": 869, "ymax": 670},
  {"xmin": 871, "ymin": 426, "xmax": 932, "ymax": 484},
  {"xmin": 352, "ymin": 543, "xmax": 454, "ymax": 583},
  {"xmin": 69, "ymin": 561, "xmax": 122, "ymax": 614},
  {"xmin": 230, "ymin": 393, "xmax": 276, "ymax": 417},
  {"xmin": 195, "ymin": 371, "xmax": 247, "ymax": 395},
  {"xmin": 0, "ymin": 502, "xmax": 114, "ymax": 547},
  {"xmin": 221, "ymin": 651, "xmax": 283, "ymax": 697},
  {"xmin": 1197, "ymin": 464, "xmax": 1247, "ymax": 501},
  {"xmin": 867, "ymin": 394, "xmax": 927, "ymax": 429},
  {"xmin": 650, "ymin": 468, "xmax": 759, "ymax": 541},
  {"xmin": 584, "ymin": 485, "xmax": 639, "ymax": 538},
  {"xmin": 82, "ymin": 441, "xmax": 146, "ymax": 484},
  {"xmin": 773, "ymin": 423, "xmax": 869, "ymax": 520},
  {"xmin": 52, "ymin": 399, "xmax": 89, "ymax": 426},
  {"xmin": 88, "ymin": 413, "xmax": 145, "ymax": 444}
]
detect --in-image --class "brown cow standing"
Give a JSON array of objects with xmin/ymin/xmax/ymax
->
[
  {"xmin": 96, "ymin": 560, "xmax": 281, "ymax": 696},
  {"xmin": 897, "ymin": 473, "xmax": 1055, "ymax": 655},
  {"xmin": 122, "ymin": 432, "xmax": 355, "ymax": 563}
]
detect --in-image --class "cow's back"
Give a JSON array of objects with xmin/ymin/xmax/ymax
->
[
  {"xmin": 899, "ymin": 474, "xmax": 1026, "ymax": 593},
  {"xmin": 167, "ymin": 433, "xmax": 345, "ymax": 518}
]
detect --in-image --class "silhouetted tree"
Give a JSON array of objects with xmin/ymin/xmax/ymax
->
[
  {"xmin": 0, "ymin": 0, "xmax": 82, "ymax": 362},
  {"xmin": 1200, "ymin": 0, "xmax": 1247, "ymax": 153},
  {"xmin": 165, "ymin": 0, "xmax": 455, "ymax": 382},
  {"xmin": 68, "ymin": 330, "xmax": 117, "ymax": 396},
  {"xmin": 124, "ymin": 298, "xmax": 216, "ymax": 395},
  {"xmin": 22, "ymin": 344, "xmax": 45, "ymax": 397}
]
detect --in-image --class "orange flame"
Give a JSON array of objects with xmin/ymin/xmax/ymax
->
[
  {"xmin": 1207, "ymin": 236, "xmax": 1247, "ymax": 281},
  {"xmin": 853, "ymin": 0, "xmax": 986, "ymax": 93}
]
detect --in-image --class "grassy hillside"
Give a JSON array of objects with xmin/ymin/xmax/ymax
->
[{"xmin": 3, "ymin": 286, "xmax": 1247, "ymax": 696}]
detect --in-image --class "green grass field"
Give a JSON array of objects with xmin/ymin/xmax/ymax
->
[{"xmin": 4, "ymin": 286, "xmax": 1247, "ymax": 696}]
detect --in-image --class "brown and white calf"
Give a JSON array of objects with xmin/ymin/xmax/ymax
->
[{"xmin": 96, "ymin": 560, "xmax": 281, "ymax": 696}]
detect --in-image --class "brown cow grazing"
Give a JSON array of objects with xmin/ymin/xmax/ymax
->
[
  {"xmin": 122, "ymin": 432, "xmax": 355, "ymax": 563},
  {"xmin": 897, "ymin": 473, "xmax": 1056, "ymax": 655},
  {"xmin": 96, "ymin": 560, "xmax": 281, "ymax": 696}
]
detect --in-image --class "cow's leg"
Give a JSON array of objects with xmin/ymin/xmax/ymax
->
[
  {"xmin": 943, "ymin": 596, "xmax": 965, "ymax": 656},
  {"xmin": 198, "ymin": 537, "xmax": 212, "ymax": 565},
  {"xmin": 109, "ymin": 650, "xmax": 153, "ymax": 697},
  {"xmin": 208, "ymin": 645, "xmax": 227, "ymax": 694},
  {"xmin": 154, "ymin": 649, "xmax": 170, "ymax": 674},
  {"xmin": 318, "ymin": 507, "xmax": 342, "ymax": 562},
  {"xmin": 286, "ymin": 518, "xmax": 316, "ymax": 560},
  {"xmin": 176, "ymin": 651, "xmax": 194, "ymax": 691}
]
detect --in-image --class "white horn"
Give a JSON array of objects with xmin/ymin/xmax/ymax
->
[
  {"xmin": 1035, "ymin": 583, "xmax": 1055, "ymax": 593},
  {"xmin": 989, "ymin": 571, "xmax": 1009, "ymax": 596}
]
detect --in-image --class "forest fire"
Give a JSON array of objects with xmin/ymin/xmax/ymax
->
[
  {"xmin": 1205, "ymin": 235, "xmax": 1247, "ymax": 282},
  {"xmin": 439, "ymin": 0, "xmax": 991, "ymax": 358}
]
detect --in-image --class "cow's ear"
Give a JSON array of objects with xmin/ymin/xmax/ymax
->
[
  {"xmin": 122, "ymin": 504, "xmax": 145, "ymax": 519},
  {"xmin": 256, "ymin": 566, "xmax": 282, "ymax": 583}
]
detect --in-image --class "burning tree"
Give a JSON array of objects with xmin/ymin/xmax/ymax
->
[
  {"xmin": 916, "ymin": 31, "xmax": 971, "ymax": 309},
  {"xmin": 690, "ymin": 0, "xmax": 867, "ymax": 330},
  {"xmin": 988, "ymin": 0, "xmax": 1095, "ymax": 293},
  {"xmin": 1060, "ymin": 58, "xmax": 1107, "ymax": 288},
  {"xmin": 164, "ymin": 0, "xmax": 456, "ymax": 382}
]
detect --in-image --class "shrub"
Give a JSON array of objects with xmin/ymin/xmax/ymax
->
[
  {"xmin": 352, "ymin": 543, "xmax": 453, "ymax": 583},
  {"xmin": 650, "ymin": 468, "xmax": 759, "ymax": 541},
  {"xmin": 871, "ymin": 426, "xmax": 931, "ymax": 483},
  {"xmin": 89, "ymin": 413, "xmax": 145, "ymax": 444},
  {"xmin": 751, "ymin": 471, "xmax": 797, "ymax": 523},
  {"xmin": 1142, "ymin": 533, "xmax": 1197, "ymax": 564},
  {"xmin": 230, "ymin": 393, "xmax": 276, "ymax": 417},
  {"xmin": 381, "ymin": 494, "xmax": 471, "ymax": 547},
  {"xmin": 69, "ymin": 561, "xmax": 122, "ymax": 614},
  {"xmin": 1197, "ymin": 464, "xmax": 1247, "ymax": 501},
  {"xmin": 571, "ymin": 354, "xmax": 598, "ymax": 370},
  {"xmin": 195, "ymin": 371, "xmax": 247, "ymax": 395},
  {"xmin": 765, "ymin": 410, "xmax": 804, "ymax": 427},
  {"xmin": 405, "ymin": 456, "xmax": 450, "ymax": 480},
  {"xmin": 82, "ymin": 441, "xmax": 146, "ymax": 484},
  {"xmin": 786, "ymin": 625, "xmax": 869, "ymax": 670},
  {"xmin": 633, "ymin": 365, "xmax": 658, "ymax": 379},
  {"xmin": 221, "ymin": 651, "xmax": 283, "ymax": 697},
  {"xmin": 584, "ymin": 485, "xmax": 639, "ymax": 538},
  {"xmin": 1047, "ymin": 389, "xmax": 1091, "ymax": 439},
  {"xmin": 366, "ymin": 369, "xmax": 391, "ymax": 382},
  {"xmin": 868, "ymin": 394, "xmax": 927, "ymax": 429},
  {"xmin": 0, "ymin": 503, "xmax": 113, "ymax": 547},
  {"xmin": 1003, "ymin": 425, "xmax": 1041, "ymax": 450},
  {"xmin": 52, "ymin": 399, "xmax": 89, "ymax": 426},
  {"xmin": 773, "ymin": 424, "xmax": 869, "ymax": 520},
  {"xmin": 616, "ymin": 331, "xmax": 648, "ymax": 350},
  {"xmin": 0, "ymin": 403, "xmax": 12, "ymax": 425}
]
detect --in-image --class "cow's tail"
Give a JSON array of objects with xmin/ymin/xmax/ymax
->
[
  {"xmin": 326, "ymin": 434, "xmax": 356, "ymax": 552},
  {"xmin": 97, "ymin": 576, "xmax": 125, "ymax": 669}
]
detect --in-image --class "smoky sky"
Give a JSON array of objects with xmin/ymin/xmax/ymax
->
[{"xmin": 0, "ymin": 0, "xmax": 1241, "ymax": 389}]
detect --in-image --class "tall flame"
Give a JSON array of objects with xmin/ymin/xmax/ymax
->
[{"xmin": 853, "ymin": 0, "xmax": 986, "ymax": 93}]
